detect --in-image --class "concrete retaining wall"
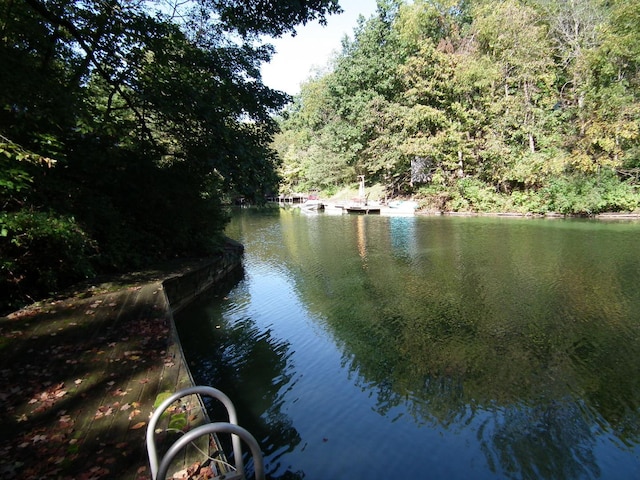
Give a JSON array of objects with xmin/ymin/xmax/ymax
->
[
  {"xmin": 156, "ymin": 238, "xmax": 245, "ymax": 476},
  {"xmin": 163, "ymin": 238, "xmax": 244, "ymax": 313}
]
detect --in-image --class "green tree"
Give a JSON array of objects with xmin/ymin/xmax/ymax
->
[
  {"xmin": 574, "ymin": 0, "xmax": 640, "ymax": 174},
  {"xmin": 471, "ymin": 0, "xmax": 561, "ymax": 189},
  {"xmin": 0, "ymin": 0, "xmax": 341, "ymax": 312},
  {"xmin": 394, "ymin": 0, "xmax": 478, "ymax": 186},
  {"xmin": 275, "ymin": 0, "xmax": 639, "ymax": 212}
]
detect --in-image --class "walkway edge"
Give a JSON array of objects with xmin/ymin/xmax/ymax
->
[
  {"xmin": 0, "ymin": 239, "xmax": 244, "ymax": 480},
  {"xmin": 156, "ymin": 239, "xmax": 245, "ymax": 477}
]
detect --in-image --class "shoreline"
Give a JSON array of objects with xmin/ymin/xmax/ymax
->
[{"xmin": 277, "ymin": 199, "xmax": 640, "ymax": 219}]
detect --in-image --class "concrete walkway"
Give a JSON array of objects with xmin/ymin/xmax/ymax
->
[{"xmin": 0, "ymin": 251, "xmax": 242, "ymax": 479}]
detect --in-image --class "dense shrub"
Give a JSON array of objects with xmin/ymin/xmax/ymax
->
[
  {"xmin": 540, "ymin": 170, "xmax": 640, "ymax": 215},
  {"xmin": 0, "ymin": 210, "xmax": 96, "ymax": 313},
  {"xmin": 452, "ymin": 178, "xmax": 505, "ymax": 212}
]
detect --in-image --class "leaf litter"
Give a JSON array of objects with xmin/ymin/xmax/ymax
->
[{"xmin": 0, "ymin": 285, "xmax": 180, "ymax": 479}]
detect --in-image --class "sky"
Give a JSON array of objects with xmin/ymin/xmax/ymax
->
[{"xmin": 260, "ymin": 0, "xmax": 379, "ymax": 96}]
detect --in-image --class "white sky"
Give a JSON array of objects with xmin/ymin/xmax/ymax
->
[{"xmin": 260, "ymin": 0, "xmax": 379, "ymax": 96}]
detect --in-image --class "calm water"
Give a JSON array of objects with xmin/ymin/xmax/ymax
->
[{"xmin": 175, "ymin": 208, "xmax": 640, "ymax": 480}]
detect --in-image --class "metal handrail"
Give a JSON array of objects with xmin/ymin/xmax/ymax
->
[
  {"xmin": 146, "ymin": 386, "xmax": 262, "ymax": 480},
  {"xmin": 156, "ymin": 422, "xmax": 265, "ymax": 480}
]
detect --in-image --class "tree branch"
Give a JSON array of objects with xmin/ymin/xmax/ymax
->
[{"xmin": 23, "ymin": 0, "xmax": 158, "ymax": 146}]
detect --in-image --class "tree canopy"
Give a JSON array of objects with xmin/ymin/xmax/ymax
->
[
  {"xmin": 0, "ymin": 0, "xmax": 341, "ymax": 312},
  {"xmin": 275, "ymin": 0, "xmax": 640, "ymax": 212}
]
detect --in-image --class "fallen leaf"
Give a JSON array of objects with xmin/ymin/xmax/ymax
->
[
  {"xmin": 112, "ymin": 388, "xmax": 128, "ymax": 397},
  {"xmin": 130, "ymin": 421, "xmax": 146, "ymax": 430},
  {"xmin": 32, "ymin": 434, "xmax": 47, "ymax": 443},
  {"xmin": 171, "ymin": 467, "xmax": 189, "ymax": 479},
  {"xmin": 94, "ymin": 406, "xmax": 114, "ymax": 419}
]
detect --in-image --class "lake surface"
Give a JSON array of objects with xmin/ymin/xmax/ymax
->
[{"xmin": 175, "ymin": 208, "xmax": 640, "ymax": 479}]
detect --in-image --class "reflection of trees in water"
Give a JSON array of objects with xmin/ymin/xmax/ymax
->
[
  {"xmin": 350, "ymin": 348, "xmax": 605, "ymax": 480},
  {"xmin": 175, "ymin": 272, "xmax": 303, "ymax": 480},
  {"xmin": 192, "ymin": 319, "xmax": 303, "ymax": 480},
  {"xmin": 219, "ymin": 320, "xmax": 300, "ymax": 474},
  {"xmin": 360, "ymin": 370, "xmax": 468, "ymax": 429},
  {"xmin": 337, "ymin": 306, "xmax": 640, "ymax": 479},
  {"xmin": 315, "ymin": 249, "xmax": 640, "ymax": 480},
  {"xmin": 479, "ymin": 400, "xmax": 600, "ymax": 480},
  {"xmin": 221, "ymin": 211, "xmax": 640, "ymax": 478}
]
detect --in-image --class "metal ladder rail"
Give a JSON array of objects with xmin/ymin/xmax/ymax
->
[
  {"xmin": 146, "ymin": 386, "xmax": 262, "ymax": 480},
  {"xmin": 156, "ymin": 422, "xmax": 265, "ymax": 480}
]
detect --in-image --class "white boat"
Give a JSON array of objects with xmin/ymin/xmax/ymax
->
[
  {"xmin": 300, "ymin": 197, "xmax": 324, "ymax": 211},
  {"xmin": 387, "ymin": 200, "xmax": 419, "ymax": 211}
]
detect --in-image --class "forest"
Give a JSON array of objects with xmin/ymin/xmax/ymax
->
[
  {"xmin": 1, "ymin": 0, "xmax": 639, "ymax": 313},
  {"xmin": 274, "ymin": 0, "xmax": 640, "ymax": 214},
  {"xmin": 0, "ymin": 0, "xmax": 340, "ymax": 313}
]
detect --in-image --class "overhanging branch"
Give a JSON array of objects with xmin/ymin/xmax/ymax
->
[{"xmin": 23, "ymin": 0, "xmax": 158, "ymax": 146}]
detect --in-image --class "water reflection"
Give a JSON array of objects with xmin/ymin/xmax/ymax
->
[
  {"xmin": 353, "ymin": 215, "xmax": 363, "ymax": 262},
  {"xmin": 389, "ymin": 216, "xmax": 419, "ymax": 260},
  {"xmin": 480, "ymin": 400, "xmax": 599, "ymax": 479},
  {"xmin": 178, "ymin": 210, "xmax": 640, "ymax": 479},
  {"xmin": 175, "ymin": 268, "xmax": 303, "ymax": 478}
]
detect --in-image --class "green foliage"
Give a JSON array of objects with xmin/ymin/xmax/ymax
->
[
  {"xmin": 0, "ymin": 156, "xmax": 32, "ymax": 203},
  {"xmin": 275, "ymin": 0, "xmax": 640, "ymax": 213},
  {"xmin": 0, "ymin": 135, "xmax": 59, "ymax": 211},
  {"xmin": 0, "ymin": 0, "xmax": 339, "ymax": 310},
  {"xmin": 215, "ymin": 0, "xmax": 342, "ymax": 37},
  {"xmin": 540, "ymin": 170, "xmax": 639, "ymax": 215},
  {"xmin": 448, "ymin": 178, "xmax": 504, "ymax": 212},
  {"xmin": 16, "ymin": 129, "xmax": 232, "ymax": 272},
  {"xmin": 0, "ymin": 210, "xmax": 96, "ymax": 312}
]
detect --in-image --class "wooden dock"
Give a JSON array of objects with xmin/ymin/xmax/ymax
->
[{"xmin": 345, "ymin": 205, "xmax": 381, "ymax": 214}]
